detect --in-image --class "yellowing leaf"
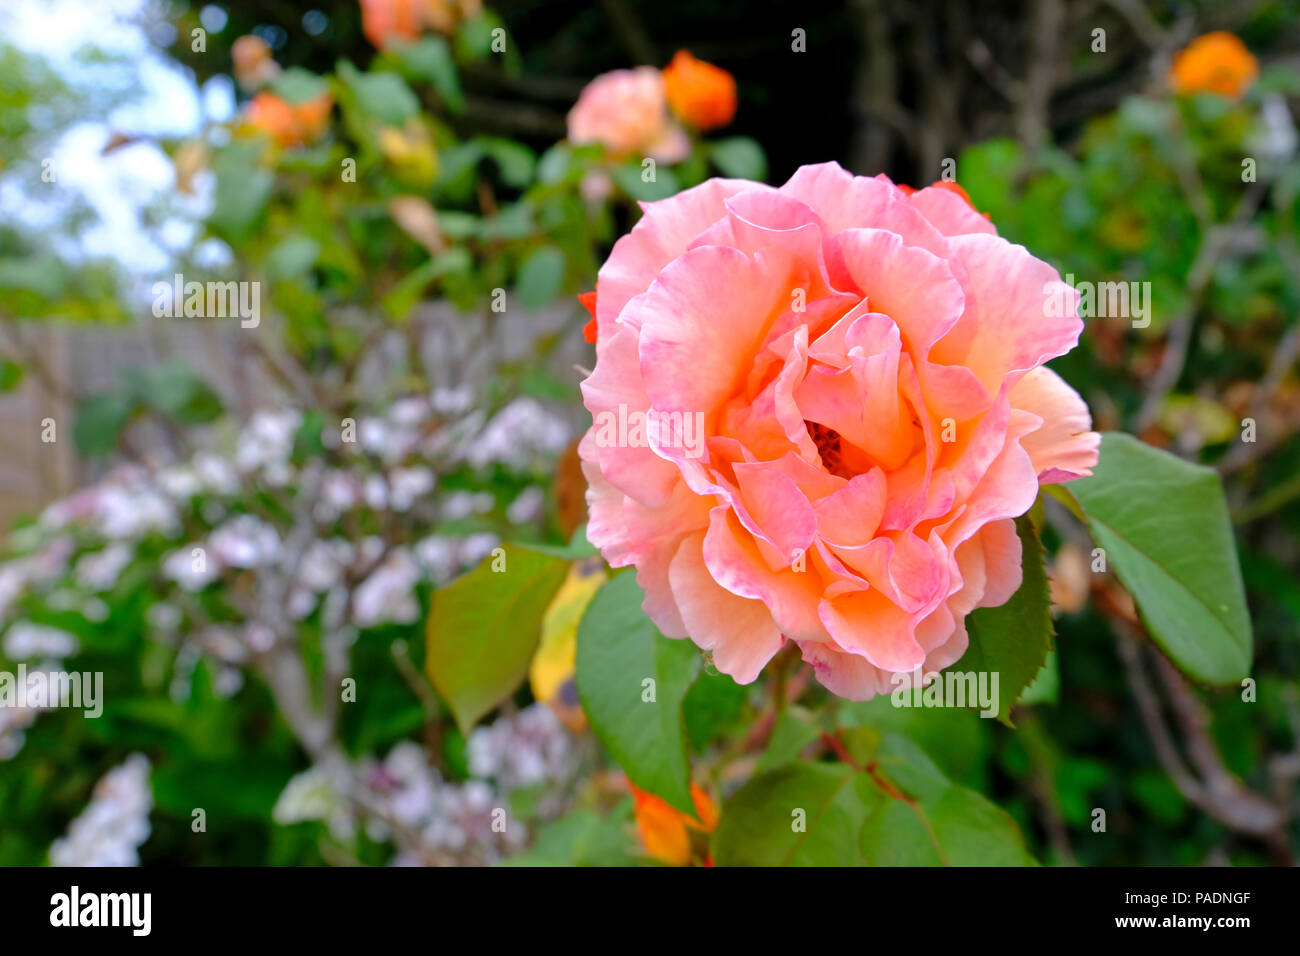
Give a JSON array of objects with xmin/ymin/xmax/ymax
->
[{"xmin": 530, "ymin": 558, "xmax": 605, "ymax": 704}]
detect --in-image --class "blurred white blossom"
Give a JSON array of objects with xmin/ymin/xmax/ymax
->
[
  {"xmin": 273, "ymin": 764, "xmax": 353, "ymax": 840},
  {"xmin": 464, "ymin": 398, "xmax": 571, "ymax": 470},
  {"xmin": 236, "ymin": 409, "xmax": 301, "ymax": 473},
  {"xmin": 50, "ymin": 754, "xmax": 153, "ymax": 867},
  {"xmin": 352, "ymin": 549, "xmax": 421, "ymax": 628},
  {"xmin": 441, "ymin": 490, "xmax": 494, "ymax": 521},
  {"xmin": 3, "ymin": 622, "xmax": 80, "ymax": 660},
  {"xmin": 506, "ymin": 486, "xmax": 545, "ymax": 524},
  {"xmin": 467, "ymin": 703, "xmax": 577, "ymax": 795},
  {"xmin": 74, "ymin": 542, "xmax": 133, "ymax": 592},
  {"xmin": 388, "ymin": 466, "xmax": 435, "ymax": 512},
  {"xmin": 162, "ymin": 544, "xmax": 220, "ymax": 591},
  {"xmin": 366, "ymin": 742, "xmax": 526, "ymax": 865},
  {"xmin": 208, "ymin": 514, "xmax": 280, "ymax": 569}
]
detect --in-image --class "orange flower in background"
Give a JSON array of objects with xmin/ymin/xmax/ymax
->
[
  {"xmin": 662, "ymin": 49, "xmax": 737, "ymax": 131},
  {"xmin": 360, "ymin": 0, "xmax": 422, "ymax": 48},
  {"xmin": 246, "ymin": 91, "xmax": 333, "ymax": 148},
  {"xmin": 898, "ymin": 179, "xmax": 988, "ymax": 219},
  {"xmin": 567, "ymin": 67, "xmax": 690, "ymax": 162},
  {"xmin": 630, "ymin": 782, "xmax": 718, "ymax": 866},
  {"xmin": 1170, "ymin": 31, "xmax": 1258, "ymax": 99},
  {"xmin": 231, "ymin": 34, "xmax": 280, "ymax": 91},
  {"xmin": 359, "ymin": 0, "xmax": 481, "ymax": 48},
  {"xmin": 578, "ymin": 289, "xmax": 598, "ymax": 344}
]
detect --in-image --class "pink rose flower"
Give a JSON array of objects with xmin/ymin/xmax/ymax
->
[
  {"xmin": 567, "ymin": 67, "xmax": 689, "ymax": 164},
  {"xmin": 578, "ymin": 162, "xmax": 1100, "ymax": 700}
]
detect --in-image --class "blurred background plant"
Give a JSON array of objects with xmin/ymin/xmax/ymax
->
[{"xmin": 0, "ymin": 0, "xmax": 1297, "ymax": 866}]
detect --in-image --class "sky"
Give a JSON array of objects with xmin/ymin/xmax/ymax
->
[{"xmin": 0, "ymin": 0, "xmax": 237, "ymax": 280}]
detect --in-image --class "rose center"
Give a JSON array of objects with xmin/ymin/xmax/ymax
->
[{"xmin": 805, "ymin": 421, "xmax": 856, "ymax": 479}]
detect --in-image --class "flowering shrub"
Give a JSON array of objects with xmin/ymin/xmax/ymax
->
[{"xmin": 1, "ymin": 6, "xmax": 1296, "ymax": 870}]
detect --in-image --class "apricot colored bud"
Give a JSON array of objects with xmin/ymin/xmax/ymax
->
[
  {"xmin": 899, "ymin": 179, "xmax": 989, "ymax": 220},
  {"xmin": 662, "ymin": 50, "xmax": 737, "ymax": 131},
  {"xmin": 630, "ymin": 782, "xmax": 718, "ymax": 866},
  {"xmin": 1170, "ymin": 31, "xmax": 1258, "ymax": 99},
  {"xmin": 359, "ymin": 0, "xmax": 481, "ymax": 48},
  {"xmin": 359, "ymin": 0, "xmax": 424, "ymax": 49},
  {"xmin": 578, "ymin": 290, "xmax": 598, "ymax": 344},
  {"xmin": 246, "ymin": 91, "xmax": 333, "ymax": 148}
]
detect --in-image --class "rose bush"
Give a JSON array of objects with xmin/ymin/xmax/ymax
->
[
  {"xmin": 566, "ymin": 66, "xmax": 689, "ymax": 163},
  {"xmin": 579, "ymin": 162, "xmax": 1100, "ymax": 698}
]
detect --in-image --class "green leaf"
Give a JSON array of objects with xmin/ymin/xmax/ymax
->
[
  {"xmin": 435, "ymin": 211, "xmax": 480, "ymax": 240},
  {"xmin": 388, "ymin": 36, "xmax": 463, "ymax": 112},
  {"xmin": 860, "ymin": 786, "xmax": 1034, "ymax": 866},
  {"xmin": 74, "ymin": 392, "xmax": 133, "ymax": 456},
  {"xmin": 500, "ymin": 805, "xmax": 639, "ymax": 866},
  {"xmin": 711, "ymin": 762, "xmax": 878, "ymax": 866},
  {"xmin": 479, "ymin": 137, "xmax": 535, "ymax": 188},
  {"xmin": 1019, "ymin": 648, "xmax": 1059, "ymax": 706},
  {"xmin": 837, "ymin": 695, "xmax": 989, "ymax": 787},
  {"xmin": 209, "ymin": 146, "xmax": 272, "ymax": 245},
  {"xmin": 266, "ymin": 235, "xmax": 321, "ymax": 280},
  {"xmin": 860, "ymin": 734, "xmax": 1035, "ymax": 866},
  {"xmin": 536, "ymin": 143, "xmax": 571, "ymax": 185},
  {"xmin": 612, "ymin": 162, "xmax": 681, "ymax": 201},
  {"xmin": 479, "ymin": 203, "xmax": 534, "ymax": 240},
  {"xmin": 927, "ymin": 787, "xmax": 1037, "ymax": 865},
  {"xmin": 516, "ymin": 525, "xmax": 597, "ymax": 561},
  {"xmin": 756, "ymin": 707, "xmax": 823, "ymax": 773},
  {"xmin": 122, "ymin": 361, "xmax": 222, "ymax": 424},
  {"xmin": 516, "ymin": 245, "xmax": 566, "ymax": 309},
  {"xmin": 433, "ymin": 141, "xmax": 484, "ymax": 202},
  {"xmin": 575, "ymin": 572, "xmax": 700, "ymax": 814},
  {"xmin": 1066, "ymin": 432, "xmax": 1252, "ymax": 683},
  {"xmin": 425, "ymin": 544, "xmax": 569, "ymax": 734},
  {"xmin": 955, "ymin": 138, "xmax": 1024, "ymax": 220},
  {"xmin": 956, "ymin": 514, "xmax": 1052, "ymax": 725},
  {"xmin": 0, "ymin": 356, "xmax": 24, "ymax": 392},
  {"xmin": 153, "ymin": 759, "xmax": 286, "ymax": 821},
  {"xmin": 271, "ymin": 67, "xmax": 329, "ymax": 105},
  {"xmin": 709, "ymin": 137, "xmax": 768, "ymax": 181},
  {"xmin": 337, "ymin": 61, "xmax": 419, "ymax": 126},
  {"xmin": 382, "ymin": 248, "xmax": 472, "ymax": 320},
  {"xmin": 859, "ymin": 800, "xmax": 943, "ymax": 865},
  {"xmin": 454, "ymin": 11, "xmax": 509, "ymax": 63},
  {"xmin": 683, "ymin": 667, "xmax": 749, "ymax": 751}
]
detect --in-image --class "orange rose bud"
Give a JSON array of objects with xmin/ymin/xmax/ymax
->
[
  {"xmin": 578, "ymin": 290, "xmax": 598, "ymax": 344},
  {"xmin": 662, "ymin": 50, "xmax": 737, "ymax": 131},
  {"xmin": 900, "ymin": 180, "xmax": 990, "ymax": 220},
  {"xmin": 1170, "ymin": 31, "xmax": 1258, "ymax": 99},
  {"xmin": 359, "ymin": 0, "xmax": 424, "ymax": 49},
  {"xmin": 630, "ymin": 782, "xmax": 718, "ymax": 866},
  {"xmin": 247, "ymin": 91, "xmax": 332, "ymax": 148},
  {"xmin": 360, "ymin": 0, "xmax": 481, "ymax": 48}
]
